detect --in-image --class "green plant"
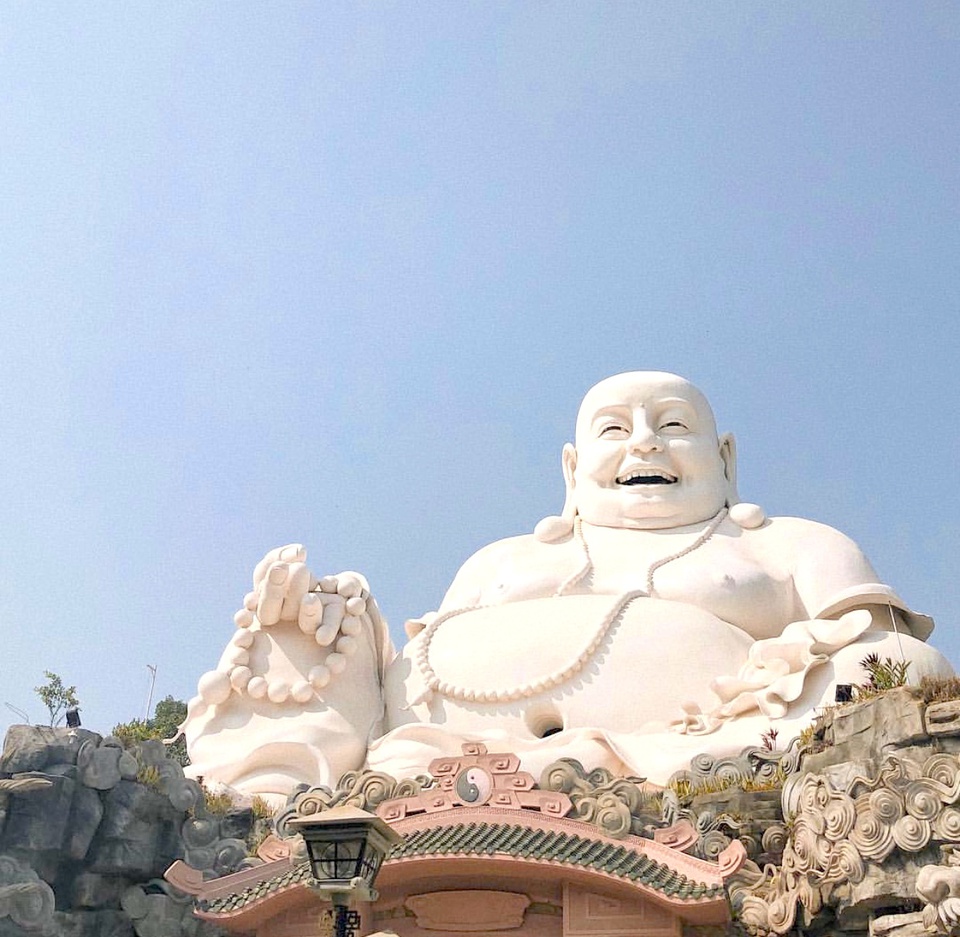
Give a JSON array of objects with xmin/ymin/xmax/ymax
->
[
  {"xmin": 34, "ymin": 672, "xmax": 79, "ymax": 727},
  {"xmin": 670, "ymin": 775, "xmax": 737, "ymax": 801},
  {"xmin": 137, "ymin": 765, "xmax": 163, "ymax": 791},
  {"xmin": 855, "ymin": 653, "xmax": 910, "ymax": 700},
  {"xmin": 113, "ymin": 696, "xmax": 189, "ymax": 766},
  {"xmin": 668, "ymin": 763, "xmax": 788, "ymax": 803}
]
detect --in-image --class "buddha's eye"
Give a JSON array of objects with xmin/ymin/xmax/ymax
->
[
  {"xmin": 659, "ymin": 420, "xmax": 688, "ymax": 432},
  {"xmin": 598, "ymin": 423, "xmax": 628, "ymax": 437}
]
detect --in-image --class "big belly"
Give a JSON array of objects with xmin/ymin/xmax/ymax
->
[{"xmin": 384, "ymin": 595, "xmax": 754, "ymax": 740}]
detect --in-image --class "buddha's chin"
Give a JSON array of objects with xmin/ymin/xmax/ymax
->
[{"xmin": 578, "ymin": 499, "xmax": 726, "ymax": 530}]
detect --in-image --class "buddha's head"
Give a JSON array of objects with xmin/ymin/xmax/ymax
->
[{"xmin": 560, "ymin": 372, "xmax": 737, "ymax": 530}]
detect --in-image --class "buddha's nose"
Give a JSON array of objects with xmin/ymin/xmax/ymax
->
[{"xmin": 628, "ymin": 424, "xmax": 663, "ymax": 453}]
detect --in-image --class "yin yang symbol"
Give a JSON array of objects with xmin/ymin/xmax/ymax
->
[{"xmin": 455, "ymin": 767, "xmax": 493, "ymax": 804}]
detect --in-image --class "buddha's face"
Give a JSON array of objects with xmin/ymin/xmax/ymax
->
[{"xmin": 563, "ymin": 372, "xmax": 734, "ymax": 530}]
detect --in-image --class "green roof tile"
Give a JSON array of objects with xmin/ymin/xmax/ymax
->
[{"xmin": 198, "ymin": 821, "xmax": 725, "ymax": 916}]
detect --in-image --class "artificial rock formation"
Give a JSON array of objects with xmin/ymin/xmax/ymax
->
[{"xmin": 0, "ymin": 725, "xmax": 267, "ymax": 937}]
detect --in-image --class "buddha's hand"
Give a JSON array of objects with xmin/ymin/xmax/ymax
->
[{"xmin": 234, "ymin": 544, "xmax": 375, "ymax": 642}]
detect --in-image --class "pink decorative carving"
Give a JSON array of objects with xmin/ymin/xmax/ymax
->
[
  {"xmin": 164, "ymin": 860, "xmax": 205, "ymax": 896},
  {"xmin": 405, "ymin": 890, "xmax": 530, "ymax": 931},
  {"xmin": 716, "ymin": 839, "xmax": 748, "ymax": 879},
  {"xmin": 564, "ymin": 884, "xmax": 680, "ymax": 936},
  {"xmin": 653, "ymin": 821, "xmax": 698, "ymax": 852},
  {"xmin": 257, "ymin": 835, "xmax": 292, "ymax": 863},
  {"xmin": 377, "ymin": 746, "xmax": 572, "ymax": 820}
]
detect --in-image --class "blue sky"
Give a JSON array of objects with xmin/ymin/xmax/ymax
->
[{"xmin": 1, "ymin": 4, "xmax": 958, "ymax": 735}]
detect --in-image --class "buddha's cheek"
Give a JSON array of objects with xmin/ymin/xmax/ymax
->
[{"xmin": 384, "ymin": 596, "xmax": 754, "ymax": 738}]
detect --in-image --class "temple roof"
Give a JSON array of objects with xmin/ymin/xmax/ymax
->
[
  {"xmin": 198, "ymin": 861, "xmax": 310, "ymax": 915},
  {"xmin": 191, "ymin": 816, "xmax": 727, "ymax": 921},
  {"xmin": 387, "ymin": 820, "xmax": 724, "ymax": 900},
  {"xmin": 168, "ymin": 747, "xmax": 743, "ymax": 931}
]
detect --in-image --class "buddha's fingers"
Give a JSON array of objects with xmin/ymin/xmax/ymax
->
[
  {"xmin": 316, "ymin": 596, "xmax": 345, "ymax": 647},
  {"xmin": 336, "ymin": 572, "xmax": 366, "ymax": 599},
  {"xmin": 253, "ymin": 544, "xmax": 306, "ymax": 589},
  {"xmin": 279, "ymin": 562, "xmax": 312, "ymax": 621},
  {"xmin": 258, "ymin": 563, "xmax": 290, "ymax": 626},
  {"xmin": 298, "ymin": 593, "xmax": 323, "ymax": 634}
]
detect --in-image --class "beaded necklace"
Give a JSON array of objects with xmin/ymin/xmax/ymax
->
[{"xmin": 410, "ymin": 507, "xmax": 729, "ymax": 706}]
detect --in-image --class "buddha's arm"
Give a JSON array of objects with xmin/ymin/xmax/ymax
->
[
  {"xmin": 764, "ymin": 517, "xmax": 931, "ymax": 638},
  {"xmin": 436, "ymin": 541, "xmax": 508, "ymax": 612}
]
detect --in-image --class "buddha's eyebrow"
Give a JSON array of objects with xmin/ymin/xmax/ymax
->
[
  {"xmin": 589, "ymin": 405, "xmax": 631, "ymax": 425},
  {"xmin": 652, "ymin": 396, "xmax": 697, "ymax": 409}
]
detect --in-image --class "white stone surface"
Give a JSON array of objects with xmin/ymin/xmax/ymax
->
[{"xmin": 184, "ymin": 372, "xmax": 954, "ymax": 796}]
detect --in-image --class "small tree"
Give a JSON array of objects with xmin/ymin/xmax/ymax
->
[
  {"xmin": 34, "ymin": 671, "xmax": 80, "ymax": 727},
  {"xmin": 113, "ymin": 695, "xmax": 189, "ymax": 766}
]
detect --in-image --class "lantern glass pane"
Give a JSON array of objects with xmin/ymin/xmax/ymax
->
[
  {"xmin": 360, "ymin": 850, "xmax": 382, "ymax": 883},
  {"xmin": 316, "ymin": 840, "xmax": 363, "ymax": 880}
]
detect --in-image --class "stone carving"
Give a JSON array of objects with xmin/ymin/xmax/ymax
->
[
  {"xmin": 539, "ymin": 759, "xmax": 654, "ymax": 839},
  {"xmin": 182, "ymin": 371, "xmax": 953, "ymax": 800},
  {"xmin": 0, "ymin": 854, "xmax": 56, "ymax": 933},
  {"xmin": 273, "ymin": 769, "xmax": 430, "ymax": 842},
  {"xmin": 917, "ymin": 846, "xmax": 960, "ymax": 934},
  {"xmin": 121, "ymin": 878, "xmax": 216, "ymax": 937},
  {"xmin": 732, "ymin": 752, "xmax": 960, "ymax": 935},
  {"xmin": 377, "ymin": 744, "xmax": 573, "ymax": 821},
  {"xmin": 184, "ymin": 559, "xmax": 391, "ymax": 805},
  {"xmin": 668, "ymin": 740, "xmax": 802, "ymax": 793}
]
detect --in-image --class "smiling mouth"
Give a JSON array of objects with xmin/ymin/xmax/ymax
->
[{"xmin": 616, "ymin": 468, "xmax": 679, "ymax": 486}]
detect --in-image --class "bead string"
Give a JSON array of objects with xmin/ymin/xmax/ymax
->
[
  {"xmin": 223, "ymin": 583, "xmax": 373, "ymax": 704},
  {"xmin": 411, "ymin": 508, "xmax": 729, "ymax": 706},
  {"xmin": 647, "ymin": 507, "xmax": 727, "ymax": 596}
]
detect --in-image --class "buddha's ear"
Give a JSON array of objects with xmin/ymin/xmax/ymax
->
[
  {"xmin": 719, "ymin": 432, "xmax": 739, "ymax": 505},
  {"xmin": 534, "ymin": 445, "xmax": 579, "ymax": 542},
  {"xmin": 561, "ymin": 443, "xmax": 578, "ymax": 521}
]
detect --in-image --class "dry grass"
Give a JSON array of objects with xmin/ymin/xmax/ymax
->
[
  {"xmin": 203, "ymin": 790, "xmax": 235, "ymax": 816},
  {"xmin": 137, "ymin": 765, "xmax": 163, "ymax": 791},
  {"xmin": 668, "ymin": 765, "xmax": 787, "ymax": 802},
  {"xmin": 251, "ymin": 795, "xmax": 274, "ymax": 820},
  {"xmin": 920, "ymin": 675, "xmax": 960, "ymax": 704}
]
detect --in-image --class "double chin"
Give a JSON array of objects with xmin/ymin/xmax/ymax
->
[{"xmin": 575, "ymin": 488, "xmax": 727, "ymax": 529}]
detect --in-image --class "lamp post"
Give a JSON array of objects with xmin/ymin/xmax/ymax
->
[{"xmin": 289, "ymin": 805, "xmax": 401, "ymax": 937}]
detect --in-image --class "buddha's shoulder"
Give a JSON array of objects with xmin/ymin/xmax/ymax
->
[
  {"xmin": 741, "ymin": 514, "xmax": 868, "ymax": 560},
  {"xmin": 456, "ymin": 532, "xmax": 557, "ymax": 570}
]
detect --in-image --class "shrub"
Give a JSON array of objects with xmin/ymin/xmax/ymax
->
[{"xmin": 854, "ymin": 653, "xmax": 910, "ymax": 700}]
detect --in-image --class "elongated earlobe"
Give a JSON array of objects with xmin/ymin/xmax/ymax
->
[
  {"xmin": 534, "ymin": 444, "xmax": 578, "ymax": 543},
  {"xmin": 718, "ymin": 432, "xmax": 739, "ymax": 506},
  {"xmin": 719, "ymin": 432, "xmax": 766, "ymax": 527}
]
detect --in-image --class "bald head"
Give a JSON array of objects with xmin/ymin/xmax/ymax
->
[
  {"xmin": 563, "ymin": 371, "xmax": 735, "ymax": 530},
  {"xmin": 575, "ymin": 372, "xmax": 719, "ymax": 446}
]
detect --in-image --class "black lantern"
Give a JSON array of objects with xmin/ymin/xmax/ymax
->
[{"xmin": 289, "ymin": 805, "xmax": 401, "ymax": 936}]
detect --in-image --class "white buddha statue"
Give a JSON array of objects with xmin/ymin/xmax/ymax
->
[{"xmin": 183, "ymin": 372, "xmax": 953, "ymax": 801}]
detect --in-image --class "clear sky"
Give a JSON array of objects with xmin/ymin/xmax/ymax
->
[{"xmin": 1, "ymin": 4, "xmax": 958, "ymax": 736}]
